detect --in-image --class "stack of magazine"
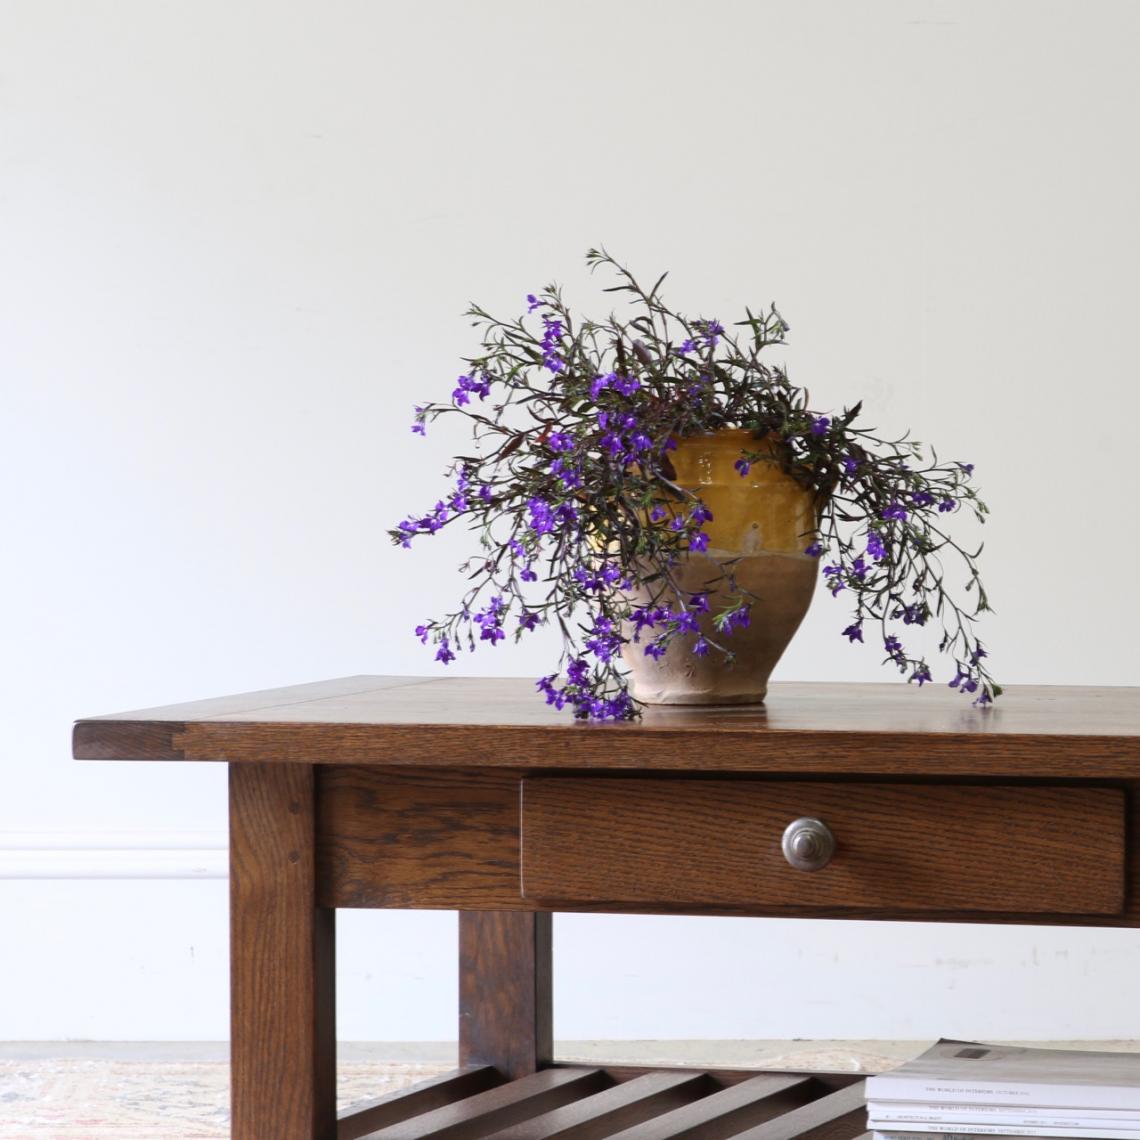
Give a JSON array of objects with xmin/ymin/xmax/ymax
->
[{"xmin": 865, "ymin": 1040, "xmax": 1140, "ymax": 1140}]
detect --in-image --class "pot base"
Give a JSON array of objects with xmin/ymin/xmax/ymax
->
[{"xmin": 622, "ymin": 549, "xmax": 817, "ymax": 708}]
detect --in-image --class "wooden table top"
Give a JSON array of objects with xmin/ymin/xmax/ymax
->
[{"xmin": 73, "ymin": 675, "xmax": 1140, "ymax": 776}]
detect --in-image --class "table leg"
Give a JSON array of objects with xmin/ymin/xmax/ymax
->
[
  {"xmin": 229, "ymin": 763, "xmax": 336, "ymax": 1140},
  {"xmin": 459, "ymin": 911, "xmax": 553, "ymax": 1079}
]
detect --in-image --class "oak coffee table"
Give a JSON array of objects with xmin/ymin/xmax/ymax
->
[{"xmin": 74, "ymin": 676, "xmax": 1140, "ymax": 1140}]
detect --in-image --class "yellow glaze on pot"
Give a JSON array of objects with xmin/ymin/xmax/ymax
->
[
  {"xmin": 667, "ymin": 429, "xmax": 817, "ymax": 556},
  {"xmin": 624, "ymin": 428, "xmax": 820, "ymax": 706}
]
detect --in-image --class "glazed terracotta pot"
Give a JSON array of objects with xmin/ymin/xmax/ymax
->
[{"xmin": 622, "ymin": 428, "xmax": 819, "ymax": 705}]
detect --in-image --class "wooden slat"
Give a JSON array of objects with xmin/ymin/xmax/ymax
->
[
  {"xmin": 730, "ymin": 1084, "xmax": 867, "ymax": 1140},
  {"xmin": 521, "ymin": 779, "xmax": 1125, "ymax": 915},
  {"xmin": 563, "ymin": 1066, "xmax": 863, "ymax": 1093},
  {"xmin": 361, "ymin": 1068, "xmax": 610, "ymax": 1140},
  {"xmin": 229, "ymin": 763, "xmax": 336, "ymax": 1140},
  {"xmin": 459, "ymin": 912, "xmax": 553, "ymax": 1079},
  {"xmin": 604, "ymin": 1074, "xmax": 815, "ymax": 1140},
  {"xmin": 339, "ymin": 1068, "xmax": 504, "ymax": 1140},
  {"xmin": 479, "ymin": 1070, "xmax": 714, "ymax": 1140}
]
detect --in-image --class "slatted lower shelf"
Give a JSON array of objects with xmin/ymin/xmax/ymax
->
[{"xmin": 337, "ymin": 1064, "xmax": 870, "ymax": 1140}]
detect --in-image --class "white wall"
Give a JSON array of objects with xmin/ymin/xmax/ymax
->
[{"xmin": 3, "ymin": 0, "xmax": 1140, "ymax": 1042}]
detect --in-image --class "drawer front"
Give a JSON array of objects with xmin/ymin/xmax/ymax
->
[{"xmin": 520, "ymin": 778, "xmax": 1126, "ymax": 914}]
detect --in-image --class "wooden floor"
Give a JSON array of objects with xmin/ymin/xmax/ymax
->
[{"xmin": 337, "ymin": 1064, "xmax": 869, "ymax": 1140}]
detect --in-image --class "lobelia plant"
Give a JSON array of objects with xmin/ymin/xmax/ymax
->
[{"xmin": 391, "ymin": 248, "xmax": 1000, "ymax": 720}]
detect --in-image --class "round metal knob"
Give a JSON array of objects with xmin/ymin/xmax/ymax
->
[{"xmin": 781, "ymin": 817, "xmax": 836, "ymax": 872}]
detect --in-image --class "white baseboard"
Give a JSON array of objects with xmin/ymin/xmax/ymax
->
[{"xmin": 0, "ymin": 831, "xmax": 227, "ymax": 878}]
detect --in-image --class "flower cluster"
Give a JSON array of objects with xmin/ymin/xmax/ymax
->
[{"xmin": 391, "ymin": 249, "xmax": 1000, "ymax": 718}]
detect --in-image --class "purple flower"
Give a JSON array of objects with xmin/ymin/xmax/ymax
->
[
  {"xmin": 911, "ymin": 664, "xmax": 932, "ymax": 686},
  {"xmin": 810, "ymin": 415, "xmax": 831, "ymax": 437},
  {"xmin": 701, "ymin": 319, "xmax": 724, "ymax": 348},
  {"xmin": 452, "ymin": 374, "xmax": 492, "ymax": 406},
  {"xmin": 526, "ymin": 293, "xmax": 541, "ymax": 313},
  {"xmin": 521, "ymin": 566, "xmax": 537, "ymax": 582},
  {"xmin": 970, "ymin": 645, "xmax": 988, "ymax": 665},
  {"xmin": 541, "ymin": 317, "xmax": 564, "ymax": 373},
  {"xmin": 734, "ymin": 457, "xmax": 751, "ymax": 477},
  {"xmin": 895, "ymin": 603, "xmax": 927, "ymax": 627},
  {"xmin": 519, "ymin": 611, "xmax": 541, "ymax": 631},
  {"xmin": 644, "ymin": 640, "xmax": 668, "ymax": 660},
  {"xmin": 973, "ymin": 691, "xmax": 993, "ymax": 707},
  {"xmin": 959, "ymin": 462, "xmax": 975, "ymax": 476},
  {"xmin": 630, "ymin": 606, "xmax": 661, "ymax": 633},
  {"xmin": 911, "ymin": 490, "xmax": 934, "ymax": 508},
  {"xmin": 630, "ymin": 431, "xmax": 653, "ymax": 452},
  {"xmin": 866, "ymin": 531, "xmax": 886, "ymax": 561},
  {"xmin": 676, "ymin": 339, "xmax": 696, "ymax": 355},
  {"xmin": 411, "ymin": 405, "xmax": 427, "ymax": 435},
  {"xmin": 881, "ymin": 502, "xmax": 908, "ymax": 522},
  {"xmin": 528, "ymin": 497, "xmax": 555, "ymax": 536},
  {"xmin": 842, "ymin": 456, "xmax": 858, "ymax": 476},
  {"xmin": 550, "ymin": 459, "xmax": 583, "ymax": 490},
  {"xmin": 851, "ymin": 556, "xmax": 868, "ymax": 581},
  {"xmin": 548, "ymin": 431, "xmax": 574, "ymax": 453},
  {"xmin": 938, "ymin": 498, "xmax": 956, "ymax": 513},
  {"xmin": 649, "ymin": 505, "xmax": 667, "ymax": 523},
  {"xmin": 690, "ymin": 504, "xmax": 713, "ymax": 524},
  {"xmin": 613, "ymin": 374, "xmax": 641, "ymax": 397},
  {"xmin": 599, "ymin": 431, "xmax": 623, "ymax": 456},
  {"xmin": 692, "ymin": 637, "xmax": 710, "ymax": 657},
  {"xmin": 842, "ymin": 622, "xmax": 864, "ymax": 643},
  {"xmin": 690, "ymin": 592, "xmax": 709, "ymax": 613},
  {"xmin": 435, "ymin": 639, "xmax": 456, "ymax": 665},
  {"xmin": 688, "ymin": 531, "xmax": 710, "ymax": 553},
  {"xmin": 584, "ymin": 616, "xmax": 623, "ymax": 662},
  {"xmin": 804, "ymin": 542, "xmax": 824, "ymax": 558},
  {"xmin": 414, "ymin": 623, "xmax": 431, "ymax": 643},
  {"xmin": 718, "ymin": 605, "xmax": 751, "ymax": 634},
  {"xmin": 884, "ymin": 635, "xmax": 904, "ymax": 662},
  {"xmin": 590, "ymin": 372, "xmax": 613, "ymax": 400},
  {"xmin": 672, "ymin": 610, "xmax": 700, "ymax": 634}
]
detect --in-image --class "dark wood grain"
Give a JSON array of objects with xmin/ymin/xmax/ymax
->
[
  {"xmin": 478, "ymin": 1070, "xmax": 713, "ymax": 1140},
  {"xmin": 361, "ymin": 1068, "xmax": 610, "ymax": 1140},
  {"xmin": 731, "ymin": 1083, "xmax": 866, "ymax": 1140},
  {"xmin": 521, "ymin": 778, "xmax": 1125, "ymax": 914},
  {"xmin": 339, "ymin": 1069, "xmax": 503, "ymax": 1140},
  {"xmin": 229, "ymin": 763, "xmax": 336, "ymax": 1140},
  {"xmin": 317, "ymin": 767, "xmax": 521, "ymax": 909},
  {"xmin": 600, "ymin": 1073, "xmax": 814, "ymax": 1140},
  {"xmin": 75, "ymin": 675, "xmax": 1140, "ymax": 1139},
  {"xmin": 459, "ymin": 912, "xmax": 553, "ymax": 1079},
  {"xmin": 338, "ymin": 1066, "xmax": 865, "ymax": 1140},
  {"xmin": 74, "ymin": 677, "xmax": 1140, "ymax": 777},
  {"xmin": 552, "ymin": 1067, "xmax": 863, "ymax": 1094},
  {"xmin": 318, "ymin": 767, "xmax": 1140, "ymax": 927}
]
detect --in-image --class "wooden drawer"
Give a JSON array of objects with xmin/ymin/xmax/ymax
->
[{"xmin": 520, "ymin": 778, "xmax": 1126, "ymax": 914}]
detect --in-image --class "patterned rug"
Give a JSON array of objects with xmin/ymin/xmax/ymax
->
[{"xmin": 0, "ymin": 1060, "xmax": 449, "ymax": 1139}]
